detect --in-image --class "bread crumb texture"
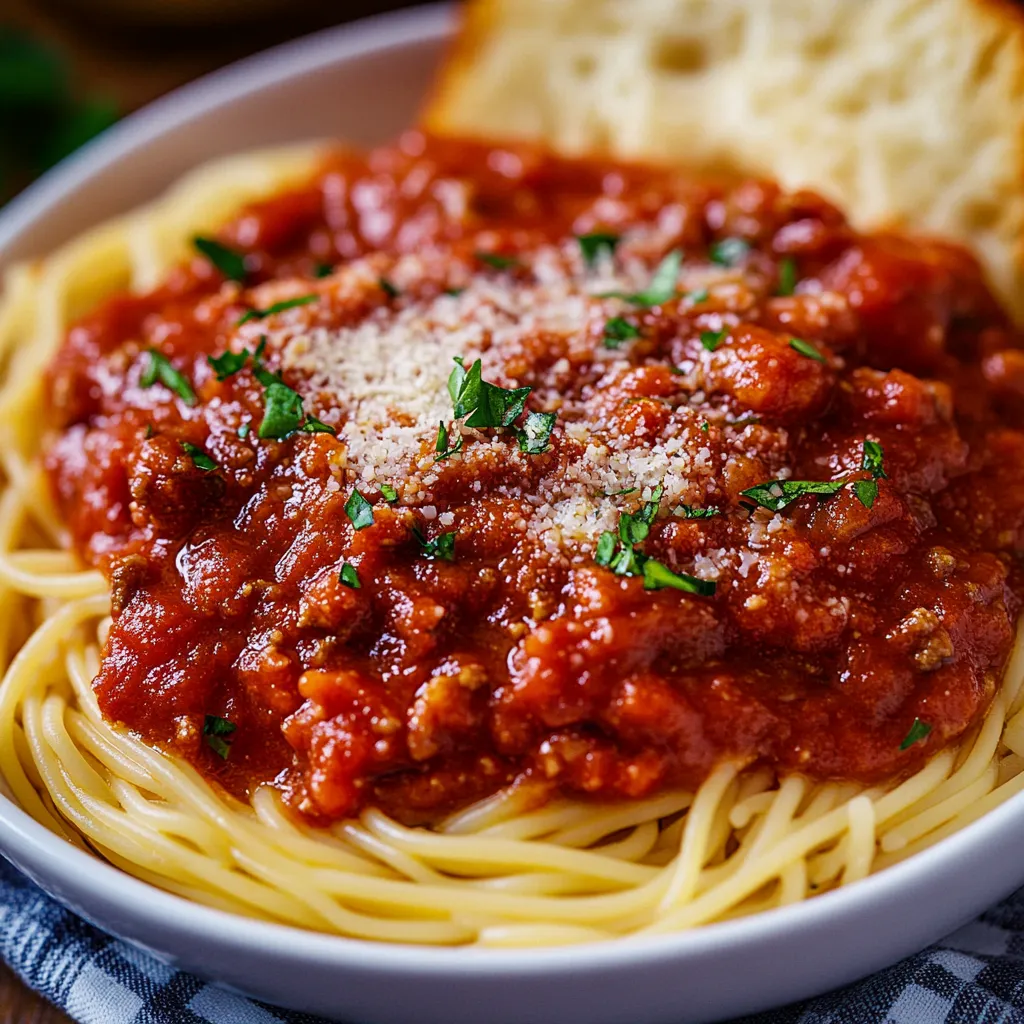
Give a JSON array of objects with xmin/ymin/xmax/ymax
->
[{"xmin": 424, "ymin": 0, "xmax": 1024, "ymax": 321}]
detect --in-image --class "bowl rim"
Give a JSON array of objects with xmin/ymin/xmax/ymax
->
[{"xmin": 2, "ymin": 0, "xmax": 1023, "ymax": 979}]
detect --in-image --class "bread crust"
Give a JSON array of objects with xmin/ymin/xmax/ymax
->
[{"xmin": 423, "ymin": 0, "xmax": 1024, "ymax": 322}]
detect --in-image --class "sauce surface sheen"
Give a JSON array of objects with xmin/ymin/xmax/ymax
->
[{"xmin": 45, "ymin": 134, "xmax": 1024, "ymax": 823}]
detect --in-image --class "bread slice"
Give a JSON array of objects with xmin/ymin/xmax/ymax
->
[{"xmin": 423, "ymin": 0, "xmax": 1024, "ymax": 321}]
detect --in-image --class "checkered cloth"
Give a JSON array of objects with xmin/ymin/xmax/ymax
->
[{"xmin": 3, "ymin": 856, "xmax": 1023, "ymax": 1024}]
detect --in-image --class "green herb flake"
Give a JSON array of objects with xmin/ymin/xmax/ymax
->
[
  {"xmin": 381, "ymin": 484, "xmax": 399, "ymax": 503},
  {"xmin": 603, "ymin": 316, "xmax": 640, "ymax": 349},
  {"xmin": 140, "ymin": 350, "xmax": 197, "ymax": 406},
  {"xmin": 339, "ymin": 563, "xmax": 361, "ymax": 589},
  {"xmin": 180, "ymin": 440, "xmax": 218, "ymax": 472},
  {"xmin": 236, "ymin": 294, "xmax": 318, "ymax": 326},
  {"xmin": 709, "ymin": 237, "xmax": 750, "ymax": 267},
  {"xmin": 207, "ymin": 349, "xmax": 249, "ymax": 381},
  {"xmin": 444, "ymin": 287, "xmax": 466, "ymax": 297},
  {"xmin": 790, "ymin": 337, "xmax": 826, "ymax": 363},
  {"xmin": 676, "ymin": 505, "xmax": 721, "ymax": 519},
  {"xmin": 701, "ymin": 329, "xmax": 727, "ymax": 352},
  {"xmin": 602, "ymin": 486, "xmax": 637, "ymax": 498},
  {"xmin": 643, "ymin": 559, "xmax": 717, "ymax": 596},
  {"xmin": 379, "ymin": 277, "xmax": 400, "ymax": 299},
  {"xmin": 687, "ymin": 288, "xmax": 710, "ymax": 304},
  {"xmin": 777, "ymin": 257, "xmax": 798, "ymax": 297},
  {"xmin": 625, "ymin": 249, "xmax": 683, "ymax": 307},
  {"xmin": 595, "ymin": 531, "xmax": 618, "ymax": 567},
  {"xmin": 413, "ymin": 525, "xmax": 456, "ymax": 561},
  {"xmin": 853, "ymin": 479, "xmax": 879, "ymax": 509},
  {"xmin": 516, "ymin": 411, "xmax": 557, "ymax": 455},
  {"xmin": 192, "ymin": 236, "xmax": 248, "ymax": 283},
  {"xmin": 144, "ymin": 423, "xmax": 155, "ymax": 439},
  {"xmin": 302, "ymin": 415, "xmax": 336, "ymax": 435},
  {"xmin": 593, "ymin": 490, "xmax": 715, "ymax": 596},
  {"xmin": 475, "ymin": 251, "xmax": 520, "ymax": 271},
  {"xmin": 258, "ymin": 381, "xmax": 305, "ymax": 439},
  {"xmin": 577, "ymin": 231, "xmax": 620, "ymax": 266},
  {"xmin": 449, "ymin": 357, "xmax": 532, "ymax": 429},
  {"xmin": 237, "ymin": 423, "xmax": 251, "ymax": 439},
  {"xmin": 862, "ymin": 440, "xmax": 887, "ymax": 479},
  {"xmin": 740, "ymin": 478, "xmax": 847, "ymax": 512},
  {"xmin": 345, "ymin": 489, "xmax": 374, "ymax": 531},
  {"xmin": 851, "ymin": 440, "xmax": 887, "ymax": 509},
  {"xmin": 700, "ymin": 421, "xmax": 710, "ymax": 433},
  {"xmin": 900, "ymin": 718, "xmax": 932, "ymax": 751},
  {"xmin": 203, "ymin": 715, "xmax": 237, "ymax": 759},
  {"xmin": 313, "ymin": 262, "xmax": 334, "ymax": 278},
  {"xmin": 434, "ymin": 420, "xmax": 464, "ymax": 462}
]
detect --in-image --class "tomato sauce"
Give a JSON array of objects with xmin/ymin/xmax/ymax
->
[{"xmin": 44, "ymin": 133, "xmax": 1024, "ymax": 824}]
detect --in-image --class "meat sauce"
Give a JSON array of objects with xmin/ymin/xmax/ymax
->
[{"xmin": 44, "ymin": 134, "xmax": 1024, "ymax": 824}]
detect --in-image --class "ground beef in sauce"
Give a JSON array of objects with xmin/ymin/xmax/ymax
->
[{"xmin": 44, "ymin": 133, "xmax": 1024, "ymax": 824}]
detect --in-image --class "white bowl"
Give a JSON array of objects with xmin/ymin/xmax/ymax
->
[{"xmin": 3, "ymin": 6, "xmax": 1024, "ymax": 1022}]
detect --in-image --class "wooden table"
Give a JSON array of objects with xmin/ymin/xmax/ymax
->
[
  {"xmin": 0, "ymin": 963, "xmax": 70, "ymax": 1024},
  {"xmin": 0, "ymin": 4, "xmax": 428, "ymax": 1018}
]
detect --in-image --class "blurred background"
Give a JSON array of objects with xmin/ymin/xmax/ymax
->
[{"xmin": 1, "ymin": 0, "xmax": 430, "ymax": 206}]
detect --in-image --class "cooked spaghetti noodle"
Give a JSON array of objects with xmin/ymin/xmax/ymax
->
[{"xmin": 2, "ymin": 137, "xmax": 1024, "ymax": 947}]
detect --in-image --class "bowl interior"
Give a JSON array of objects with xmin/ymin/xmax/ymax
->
[{"xmin": 0, "ymin": 6, "xmax": 451, "ymax": 267}]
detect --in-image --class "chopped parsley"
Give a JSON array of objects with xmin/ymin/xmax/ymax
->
[
  {"xmin": 790, "ymin": 337, "xmax": 826, "ymax": 363},
  {"xmin": 339, "ymin": 563, "xmax": 361, "ymax": 589},
  {"xmin": 203, "ymin": 715, "xmax": 236, "ymax": 759},
  {"xmin": 603, "ymin": 316, "xmax": 640, "ymax": 348},
  {"xmin": 301, "ymin": 414, "xmax": 336, "ymax": 435},
  {"xmin": 345, "ymin": 489, "xmax": 374, "ymax": 530},
  {"xmin": 862, "ymin": 439, "xmax": 887, "ymax": 479},
  {"xmin": 516, "ymin": 411, "xmax": 556, "ymax": 455},
  {"xmin": 709, "ymin": 237, "xmax": 750, "ymax": 267},
  {"xmin": 180, "ymin": 440, "xmax": 217, "ymax": 472},
  {"xmin": 741, "ymin": 440, "xmax": 888, "ymax": 513},
  {"xmin": 313, "ymin": 262, "xmax": 334, "ymax": 278},
  {"xmin": 676, "ymin": 505, "xmax": 721, "ymax": 519},
  {"xmin": 413, "ymin": 525, "xmax": 456, "ymax": 561},
  {"xmin": 378, "ymin": 277, "xmax": 400, "ymax": 299},
  {"xmin": 444, "ymin": 357, "xmax": 556, "ymax": 456},
  {"xmin": 700, "ymin": 421, "xmax": 710, "ymax": 433},
  {"xmin": 853, "ymin": 439, "xmax": 887, "ymax": 508},
  {"xmin": 236, "ymin": 294, "xmax": 318, "ymax": 326},
  {"xmin": 140, "ymin": 350, "xmax": 196, "ymax": 406},
  {"xmin": 593, "ymin": 487, "xmax": 715, "ymax": 596},
  {"xmin": 777, "ymin": 257, "xmax": 798, "ymax": 297},
  {"xmin": 444, "ymin": 287, "xmax": 466, "ymax": 297},
  {"xmin": 475, "ymin": 251, "xmax": 520, "ymax": 271},
  {"xmin": 381, "ymin": 484, "xmax": 398, "ymax": 503},
  {"xmin": 449, "ymin": 357, "xmax": 532, "ymax": 428},
  {"xmin": 622, "ymin": 249, "xmax": 683, "ymax": 307},
  {"xmin": 258, "ymin": 381, "xmax": 304, "ymax": 439},
  {"xmin": 642, "ymin": 559, "xmax": 717, "ymax": 595},
  {"xmin": 700, "ymin": 328, "xmax": 727, "ymax": 352},
  {"xmin": 740, "ymin": 478, "xmax": 848, "ymax": 512},
  {"xmin": 602, "ymin": 486, "xmax": 637, "ymax": 497},
  {"xmin": 434, "ymin": 420, "xmax": 464, "ymax": 462},
  {"xmin": 144, "ymin": 423, "xmax": 155, "ymax": 439},
  {"xmin": 900, "ymin": 718, "xmax": 932, "ymax": 751},
  {"xmin": 210, "ymin": 338, "xmax": 329, "ymax": 440},
  {"xmin": 687, "ymin": 287, "xmax": 710, "ymax": 304},
  {"xmin": 207, "ymin": 349, "xmax": 249, "ymax": 381},
  {"xmin": 577, "ymin": 231, "xmax": 620, "ymax": 266},
  {"xmin": 852, "ymin": 480, "xmax": 879, "ymax": 509},
  {"xmin": 192, "ymin": 236, "xmax": 247, "ymax": 283}
]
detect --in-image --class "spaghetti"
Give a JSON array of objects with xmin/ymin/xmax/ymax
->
[{"xmin": 2, "ymin": 137, "xmax": 1024, "ymax": 947}]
